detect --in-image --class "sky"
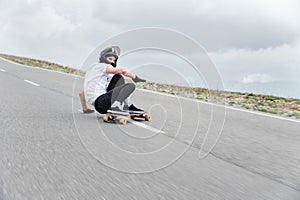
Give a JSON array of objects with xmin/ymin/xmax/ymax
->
[{"xmin": 1, "ymin": 0, "xmax": 299, "ymax": 98}]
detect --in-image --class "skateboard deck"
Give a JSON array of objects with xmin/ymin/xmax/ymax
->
[{"xmin": 103, "ymin": 110, "xmax": 151, "ymax": 124}]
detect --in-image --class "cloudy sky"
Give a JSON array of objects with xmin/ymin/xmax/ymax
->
[{"xmin": 1, "ymin": 0, "xmax": 299, "ymax": 98}]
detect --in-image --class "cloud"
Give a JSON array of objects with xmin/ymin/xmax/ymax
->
[
  {"xmin": 1, "ymin": 0, "xmax": 300, "ymax": 59},
  {"xmin": 242, "ymin": 73, "xmax": 275, "ymax": 84},
  {"xmin": 0, "ymin": 0, "xmax": 299, "ymax": 97},
  {"xmin": 0, "ymin": 0, "xmax": 120, "ymax": 65},
  {"xmin": 208, "ymin": 39, "xmax": 300, "ymax": 97},
  {"xmin": 86, "ymin": 0, "xmax": 300, "ymax": 50},
  {"xmin": 209, "ymin": 39, "xmax": 300, "ymax": 82}
]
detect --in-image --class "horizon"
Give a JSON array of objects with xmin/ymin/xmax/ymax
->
[{"xmin": 1, "ymin": 52, "xmax": 299, "ymax": 99}]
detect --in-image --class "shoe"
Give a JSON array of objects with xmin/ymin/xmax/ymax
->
[
  {"xmin": 108, "ymin": 106, "xmax": 126, "ymax": 113},
  {"xmin": 123, "ymin": 104, "xmax": 129, "ymax": 111},
  {"xmin": 124, "ymin": 104, "xmax": 144, "ymax": 114},
  {"xmin": 83, "ymin": 109, "xmax": 94, "ymax": 114}
]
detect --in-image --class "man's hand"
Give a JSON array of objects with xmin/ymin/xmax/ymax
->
[{"xmin": 132, "ymin": 75, "xmax": 146, "ymax": 83}]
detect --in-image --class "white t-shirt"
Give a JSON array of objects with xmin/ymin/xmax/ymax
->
[{"xmin": 84, "ymin": 63, "xmax": 110, "ymax": 105}]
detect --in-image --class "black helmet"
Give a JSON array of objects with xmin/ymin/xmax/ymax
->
[{"xmin": 99, "ymin": 46, "xmax": 120, "ymax": 66}]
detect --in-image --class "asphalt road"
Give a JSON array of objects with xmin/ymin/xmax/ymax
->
[{"xmin": 0, "ymin": 58, "xmax": 300, "ymax": 200}]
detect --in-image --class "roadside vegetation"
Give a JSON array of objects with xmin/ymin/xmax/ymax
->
[
  {"xmin": 139, "ymin": 82, "xmax": 299, "ymax": 119},
  {"xmin": 0, "ymin": 53, "xmax": 84, "ymax": 75}
]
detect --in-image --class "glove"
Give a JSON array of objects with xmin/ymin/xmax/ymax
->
[{"xmin": 132, "ymin": 75, "xmax": 146, "ymax": 83}]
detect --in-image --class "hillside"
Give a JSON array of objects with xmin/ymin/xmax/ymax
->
[{"xmin": 0, "ymin": 53, "xmax": 84, "ymax": 75}]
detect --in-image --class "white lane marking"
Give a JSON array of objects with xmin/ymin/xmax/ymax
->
[
  {"xmin": 137, "ymin": 88, "xmax": 300, "ymax": 123},
  {"xmin": 24, "ymin": 79, "xmax": 40, "ymax": 87},
  {"xmin": 222, "ymin": 106, "xmax": 300, "ymax": 123},
  {"xmin": 96, "ymin": 110, "xmax": 164, "ymax": 133},
  {"xmin": 128, "ymin": 119, "xmax": 165, "ymax": 134},
  {"xmin": 0, "ymin": 68, "xmax": 6, "ymax": 72}
]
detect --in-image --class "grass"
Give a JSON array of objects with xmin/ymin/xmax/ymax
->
[
  {"xmin": 242, "ymin": 104, "xmax": 251, "ymax": 109},
  {"xmin": 0, "ymin": 53, "xmax": 85, "ymax": 76},
  {"xmin": 288, "ymin": 112, "xmax": 300, "ymax": 117}
]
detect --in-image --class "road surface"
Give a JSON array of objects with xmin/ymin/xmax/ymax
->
[{"xmin": 0, "ymin": 58, "xmax": 300, "ymax": 199}]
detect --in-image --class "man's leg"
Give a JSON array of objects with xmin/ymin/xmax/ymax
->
[
  {"xmin": 106, "ymin": 74, "xmax": 143, "ymax": 112},
  {"xmin": 107, "ymin": 75, "xmax": 144, "ymax": 113},
  {"xmin": 94, "ymin": 93, "xmax": 112, "ymax": 114},
  {"xmin": 94, "ymin": 83, "xmax": 136, "ymax": 113},
  {"xmin": 107, "ymin": 74, "xmax": 132, "ymax": 107},
  {"xmin": 107, "ymin": 74, "xmax": 125, "ymax": 92},
  {"xmin": 110, "ymin": 83, "xmax": 136, "ymax": 105}
]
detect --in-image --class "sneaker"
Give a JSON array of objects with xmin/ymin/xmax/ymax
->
[
  {"xmin": 108, "ymin": 106, "xmax": 128, "ymax": 114},
  {"xmin": 123, "ymin": 104, "xmax": 129, "ymax": 111},
  {"xmin": 124, "ymin": 104, "xmax": 144, "ymax": 114}
]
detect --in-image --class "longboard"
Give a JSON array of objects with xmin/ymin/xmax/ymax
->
[{"xmin": 103, "ymin": 110, "xmax": 151, "ymax": 125}]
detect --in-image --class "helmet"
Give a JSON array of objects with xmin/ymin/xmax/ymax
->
[{"xmin": 99, "ymin": 46, "xmax": 120, "ymax": 67}]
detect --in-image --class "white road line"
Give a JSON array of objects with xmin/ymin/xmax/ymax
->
[
  {"xmin": 95, "ymin": 109, "xmax": 164, "ymax": 133},
  {"xmin": 128, "ymin": 119, "xmax": 165, "ymax": 134},
  {"xmin": 24, "ymin": 79, "xmax": 40, "ymax": 87},
  {"xmin": 222, "ymin": 106, "xmax": 300, "ymax": 123},
  {"xmin": 0, "ymin": 68, "xmax": 6, "ymax": 72},
  {"xmin": 137, "ymin": 88, "xmax": 300, "ymax": 123}
]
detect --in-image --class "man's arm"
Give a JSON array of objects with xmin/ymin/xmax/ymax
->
[
  {"xmin": 105, "ymin": 66, "xmax": 136, "ymax": 79},
  {"xmin": 106, "ymin": 66, "xmax": 146, "ymax": 82},
  {"xmin": 78, "ymin": 89, "xmax": 94, "ymax": 114}
]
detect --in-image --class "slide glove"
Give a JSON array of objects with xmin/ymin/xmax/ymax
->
[{"xmin": 132, "ymin": 75, "xmax": 146, "ymax": 83}]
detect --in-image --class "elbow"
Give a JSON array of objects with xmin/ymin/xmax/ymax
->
[{"xmin": 120, "ymin": 69, "xmax": 127, "ymax": 74}]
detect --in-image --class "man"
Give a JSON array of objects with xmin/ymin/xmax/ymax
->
[{"xmin": 84, "ymin": 46, "xmax": 146, "ymax": 114}]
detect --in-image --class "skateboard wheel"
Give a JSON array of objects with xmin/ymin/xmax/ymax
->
[
  {"xmin": 145, "ymin": 115, "xmax": 151, "ymax": 121},
  {"xmin": 103, "ymin": 115, "xmax": 109, "ymax": 122},
  {"xmin": 119, "ymin": 118, "xmax": 127, "ymax": 125}
]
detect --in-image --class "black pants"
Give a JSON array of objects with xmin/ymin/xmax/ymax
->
[{"xmin": 94, "ymin": 74, "xmax": 135, "ymax": 114}]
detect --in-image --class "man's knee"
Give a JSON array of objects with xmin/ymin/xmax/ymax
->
[{"xmin": 126, "ymin": 83, "xmax": 136, "ymax": 91}]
